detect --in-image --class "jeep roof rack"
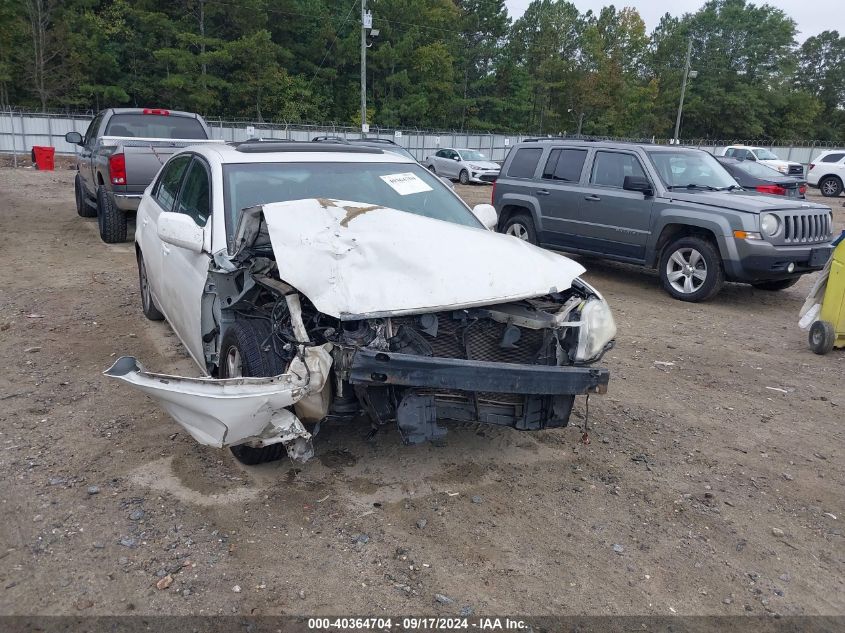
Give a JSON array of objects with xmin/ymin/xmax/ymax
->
[{"xmin": 235, "ymin": 141, "xmax": 382, "ymax": 154}]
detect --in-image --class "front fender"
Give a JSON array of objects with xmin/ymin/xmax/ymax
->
[{"xmin": 649, "ymin": 208, "xmax": 745, "ymax": 267}]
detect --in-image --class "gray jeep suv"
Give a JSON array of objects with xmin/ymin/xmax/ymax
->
[{"xmin": 493, "ymin": 140, "xmax": 834, "ymax": 301}]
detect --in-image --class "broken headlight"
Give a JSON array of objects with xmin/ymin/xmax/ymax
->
[{"xmin": 574, "ymin": 298, "xmax": 616, "ymax": 362}]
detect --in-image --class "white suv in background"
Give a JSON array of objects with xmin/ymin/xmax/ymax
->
[
  {"xmin": 808, "ymin": 150, "xmax": 845, "ymax": 197},
  {"xmin": 722, "ymin": 145, "xmax": 804, "ymax": 177}
]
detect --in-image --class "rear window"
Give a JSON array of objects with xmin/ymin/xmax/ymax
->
[
  {"xmin": 821, "ymin": 153, "xmax": 844, "ymax": 163},
  {"xmin": 542, "ymin": 148, "xmax": 587, "ymax": 182},
  {"xmin": 507, "ymin": 148, "xmax": 542, "ymax": 178},
  {"xmin": 104, "ymin": 114, "xmax": 207, "ymax": 140}
]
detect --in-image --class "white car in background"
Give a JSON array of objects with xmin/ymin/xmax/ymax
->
[
  {"xmin": 807, "ymin": 150, "xmax": 845, "ymax": 197},
  {"xmin": 722, "ymin": 145, "xmax": 804, "ymax": 178},
  {"xmin": 423, "ymin": 148, "xmax": 500, "ymax": 184},
  {"xmin": 105, "ymin": 141, "xmax": 614, "ymax": 466}
]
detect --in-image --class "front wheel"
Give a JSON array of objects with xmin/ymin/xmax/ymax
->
[
  {"xmin": 459, "ymin": 169, "xmax": 469, "ymax": 185},
  {"xmin": 137, "ymin": 252, "xmax": 164, "ymax": 321},
  {"xmin": 220, "ymin": 319, "xmax": 287, "ymax": 465},
  {"xmin": 752, "ymin": 278, "xmax": 800, "ymax": 291},
  {"xmin": 809, "ymin": 320, "xmax": 835, "ymax": 355},
  {"xmin": 819, "ymin": 176, "xmax": 843, "ymax": 197},
  {"xmin": 75, "ymin": 175, "xmax": 96, "ymax": 217},
  {"xmin": 659, "ymin": 236, "xmax": 724, "ymax": 302},
  {"xmin": 97, "ymin": 185, "xmax": 127, "ymax": 243}
]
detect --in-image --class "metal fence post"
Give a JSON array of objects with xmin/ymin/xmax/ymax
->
[{"xmin": 9, "ymin": 107, "xmax": 17, "ymax": 167}]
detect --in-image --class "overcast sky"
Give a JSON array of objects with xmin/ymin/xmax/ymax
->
[{"xmin": 503, "ymin": 0, "xmax": 838, "ymax": 42}]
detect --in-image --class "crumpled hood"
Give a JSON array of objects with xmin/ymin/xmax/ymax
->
[
  {"xmin": 248, "ymin": 199, "xmax": 585, "ymax": 319},
  {"xmin": 664, "ymin": 190, "xmax": 830, "ymax": 214}
]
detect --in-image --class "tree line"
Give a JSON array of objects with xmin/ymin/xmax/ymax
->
[{"xmin": 1, "ymin": 0, "xmax": 843, "ymax": 140}]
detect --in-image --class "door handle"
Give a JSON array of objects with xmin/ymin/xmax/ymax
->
[
  {"xmin": 162, "ymin": 244, "xmax": 170, "ymax": 255},
  {"xmin": 584, "ymin": 194, "xmax": 601, "ymax": 201},
  {"xmin": 536, "ymin": 189, "xmax": 550, "ymax": 196},
  {"xmin": 142, "ymin": 217, "xmax": 149, "ymax": 227}
]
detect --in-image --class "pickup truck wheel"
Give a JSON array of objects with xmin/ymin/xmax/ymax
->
[
  {"xmin": 137, "ymin": 252, "xmax": 164, "ymax": 321},
  {"xmin": 809, "ymin": 320, "xmax": 836, "ymax": 355},
  {"xmin": 75, "ymin": 175, "xmax": 96, "ymax": 217},
  {"xmin": 819, "ymin": 176, "xmax": 843, "ymax": 197},
  {"xmin": 659, "ymin": 236, "xmax": 724, "ymax": 302},
  {"xmin": 220, "ymin": 319, "xmax": 287, "ymax": 465},
  {"xmin": 751, "ymin": 278, "xmax": 800, "ymax": 291},
  {"xmin": 97, "ymin": 185, "xmax": 128, "ymax": 243},
  {"xmin": 459, "ymin": 169, "xmax": 469, "ymax": 185},
  {"xmin": 502, "ymin": 213, "xmax": 538, "ymax": 245}
]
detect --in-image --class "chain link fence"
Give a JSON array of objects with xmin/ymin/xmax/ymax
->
[{"xmin": 2, "ymin": 107, "xmax": 843, "ymax": 169}]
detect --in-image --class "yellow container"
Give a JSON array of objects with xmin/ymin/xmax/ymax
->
[{"xmin": 810, "ymin": 239, "xmax": 845, "ymax": 354}]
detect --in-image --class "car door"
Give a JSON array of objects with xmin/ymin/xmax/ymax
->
[
  {"xmin": 79, "ymin": 112, "xmax": 104, "ymax": 193},
  {"xmin": 536, "ymin": 147, "xmax": 590, "ymax": 250},
  {"xmin": 439, "ymin": 149, "xmax": 457, "ymax": 178},
  {"xmin": 431, "ymin": 149, "xmax": 448, "ymax": 174},
  {"xmin": 159, "ymin": 156, "xmax": 213, "ymax": 368},
  {"xmin": 143, "ymin": 154, "xmax": 192, "ymax": 330},
  {"xmin": 578, "ymin": 150, "xmax": 655, "ymax": 261}
]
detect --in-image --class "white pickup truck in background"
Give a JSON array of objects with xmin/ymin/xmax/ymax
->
[{"xmin": 65, "ymin": 108, "xmax": 221, "ymax": 243}]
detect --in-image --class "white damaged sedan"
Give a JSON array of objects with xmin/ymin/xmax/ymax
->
[{"xmin": 107, "ymin": 141, "xmax": 615, "ymax": 464}]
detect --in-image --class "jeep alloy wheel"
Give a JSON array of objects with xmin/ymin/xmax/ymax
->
[{"xmin": 665, "ymin": 247, "xmax": 707, "ymax": 295}]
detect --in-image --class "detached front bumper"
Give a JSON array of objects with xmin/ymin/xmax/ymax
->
[{"xmin": 349, "ymin": 348, "xmax": 609, "ymax": 394}]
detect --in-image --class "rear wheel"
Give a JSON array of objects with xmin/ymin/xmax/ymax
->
[
  {"xmin": 659, "ymin": 236, "xmax": 724, "ymax": 302},
  {"xmin": 459, "ymin": 169, "xmax": 469, "ymax": 185},
  {"xmin": 75, "ymin": 175, "xmax": 96, "ymax": 217},
  {"xmin": 809, "ymin": 320, "xmax": 835, "ymax": 355},
  {"xmin": 219, "ymin": 320, "xmax": 287, "ymax": 465},
  {"xmin": 502, "ymin": 213, "xmax": 538, "ymax": 245},
  {"xmin": 428, "ymin": 164, "xmax": 436, "ymax": 174},
  {"xmin": 819, "ymin": 176, "xmax": 843, "ymax": 197},
  {"xmin": 97, "ymin": 185, "xmax": 127, "ymax": 243},
  {"xmin": 752, "ymin": 278, "xmax": 800, "ymax": 291}
]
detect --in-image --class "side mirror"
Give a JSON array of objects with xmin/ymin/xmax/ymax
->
[
  {"xmin": 157, "ymin": 212, "xmax": 204, "ymax": 253},
  {"xmin": 453, "ymin": 156, "xmax": 461, "ymax": 161},
  {"xmin": 440, "ymin": 176, "xmax": 454, "ymax": 190},
  {"xmin": 471, "ymin": 203, "xmax": 498, "ymax": 230},
  {"xmin": 623, "ymin": 175, "xmax": 654, "ymax": 197},
  {"xmin": 65, "ymin": 131, "xmax": 83, "ymax": 145},
  {"xmin": 747, "ymin": 155, "xmax": 756, "ymax": 161}
]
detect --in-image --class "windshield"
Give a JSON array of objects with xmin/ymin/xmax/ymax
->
[
  {"xmin": 752, "ymin": 148, "xmax": 779, "ymax": 160},
  {"xmin": 223, "ymin": 161, "xmax": 480, "ymax": 242},
  {"xmin": 104, "ymin": 114, "xmax": 207, "ymax": 139},
  {"xmin": 649, "ymin": 151, "xmax": 739, "ymax": 190},
  {"xmin": 734, "ymin": 160, "xmax": 786, "ymax": 179},
  {"xmin": 457, "ymin": 149, "xmax": 488, "ymax": 162}
]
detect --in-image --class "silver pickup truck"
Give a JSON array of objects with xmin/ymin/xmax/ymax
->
[{"xmin": 65, "ymin": 108, "xmax": 220, "ymax": 243}]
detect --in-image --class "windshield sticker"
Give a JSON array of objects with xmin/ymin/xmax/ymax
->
[{"xmin": 380, "ymin": 172, "xmax": 433, "ymax": 196}]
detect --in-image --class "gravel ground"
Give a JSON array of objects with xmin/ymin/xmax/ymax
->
[{"xmin": 0, "ymin": 168, "xmax": 843, "ymax": 617}]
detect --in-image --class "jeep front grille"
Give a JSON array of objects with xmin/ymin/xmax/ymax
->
[{"xmin": 782, "ymin": 212, "xmax": 831, "ymax": 243}]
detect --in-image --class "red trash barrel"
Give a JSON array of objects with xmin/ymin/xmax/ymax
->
[{"xmin": 31, "ymin": 146, "xmax": 55, "ymax": 171}]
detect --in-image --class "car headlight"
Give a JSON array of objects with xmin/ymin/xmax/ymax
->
[
  {"xmin": 776, "ymin": 165, "xmax": 788, "ymax": 173},
  {"xmin": 469, "ymin": 164, "xmax": 481, "ymax": 170},
  {"xmin": 575, "ymin": 298, "xmax": 617, "ymax": 362},
  {"xmin": 760, "ymin": 213, "xmax": 780, "ymax": 237}
]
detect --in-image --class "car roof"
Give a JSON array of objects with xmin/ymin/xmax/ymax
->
[{"xmin": 192, "ymin": 141, "xmax": 416, "ymax": 165}]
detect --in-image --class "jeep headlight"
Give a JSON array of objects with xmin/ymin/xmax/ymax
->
[
  {"xmin": 760, "ymin": 213, "xmax": 779, "ymax": 237},
  {"xmin": 575, "ymin": 298, "xmax": 617, "ymax": 361}
]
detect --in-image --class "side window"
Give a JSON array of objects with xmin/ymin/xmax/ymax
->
[
  {"xmin": 542, "ymin": 148, "xmax": 587, "ymax": 182},
  {"xmin": 507, "ymin": 148, "xmax": 542, "ymax": 179},
  {"xmin": 175, "ymin": 159, "xmax": 211, "ymax": 227},
  {"xmin": 84, "ymin": 114, "xmax": 104, "ymax": 146},
  {"xmin": 590, "ymin": 151, "xmax": 647, "ymax": 188},
  {"xmin": 154, "ymin": 155, "xmax": 191, "ymax": 212},
  {"xmin": 724, "ymin": 148, "xmax": 735, "ymax": 157},
  {"xmin": 436, "ymin": 149, "xmax": 447, "ymax": 158},
  {"xmin": 821, "ymin": 153, "xmax": 844, "ymax": 163},
  {"xmin": 449, "ymin": 150, "xmax": 459, "ymax": 160}
]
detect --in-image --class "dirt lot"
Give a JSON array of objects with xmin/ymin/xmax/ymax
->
[{"xmin": 0, "ymin": 167, "xmax": 843, "ymax": 618}]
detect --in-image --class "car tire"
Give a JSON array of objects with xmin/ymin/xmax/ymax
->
[
  {"xmin": 808, "ymin": 320, "xmax": 835, "ymax": 355},
  {"xmin": 75, "ymin": 175, "xmax": 96, "ymax": 217},
  {"xmin": 219, "ymin": 319, "xmax": 287, "ymax": 465},
  {"xmin": 819, "ymin": 176, "xmax": 843, "ymax": 197},
  {"xmin": 97, "ymin": 185, "xmax": 127, "ymax": 243},
  {"xmin": 659, "ymin": 236, "xmax": 724, "ymax": 302},
  {"xmin": 459, "ymin": 169, "xmax": 469, "ymax": 185},
  {"xmin": 428, "ymin": 165, "xmax": 436, "ymax": 174},
  {"xmin": 751, "ymin": 278, "xmax": 800, "ymax": 291},
  {"xmin": 502, "ymin": 213, "xmax": 538, "ymax": 245},
  {"xmin": 137, "ymin": 252, "xmax": 164, "ymax": 321}
]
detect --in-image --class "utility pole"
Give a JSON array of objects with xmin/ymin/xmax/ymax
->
[
  {"xmin": 360, "ymin": 0, "xmax": 367, "ymax": 133},
  {"xmin": 673, "ymin": 38, "xmax": 693, "ymax": 144}
]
